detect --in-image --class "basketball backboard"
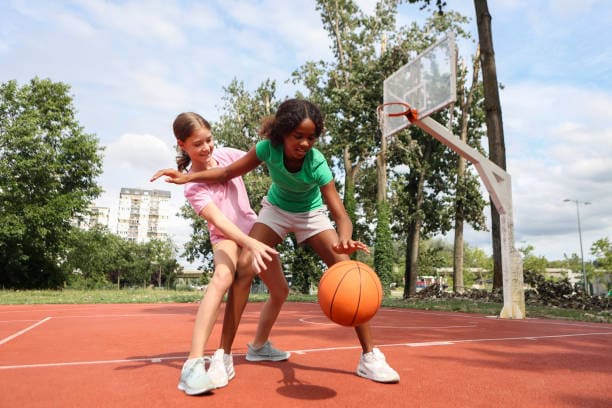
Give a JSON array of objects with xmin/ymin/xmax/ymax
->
[{"xmin": 382, "ymin": 32, "xmax": 457, "ymax": 137}]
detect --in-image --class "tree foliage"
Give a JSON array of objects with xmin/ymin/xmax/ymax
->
[
  {"xmin": 591, "ymin": 238, "xmax": 612, "ymax": 272},
  {"xmin": 374, "ymin": 200, "xmax": 394, "ymax": 292},
  {"xmin": 0, "ymin": 78, "xmax": 103, "ymax": 288},
  {"xmin": 62, "ymin": 227, "xmax": 180, "ymax": 289},
  {"xmin": 519, "ymin": 244, "xmax": 548, "ymax": 274}
]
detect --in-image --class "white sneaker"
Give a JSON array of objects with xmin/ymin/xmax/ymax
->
[
  {"xmin": 356, "ymin": 348, "xmax": 400, "ymax": 383},
  {"xmin": 177, "ymin": 357, "xmax": 216, "ymax": 395},
  {"xmin": 208, "ymin": 349, "xmax": 235, "ymax": 388},
  {"xmin": 224, "ymin": 351, "xmax": 236, "ymax": 381},
  {"xmin": 246, "ymin": 341, "xmax": 290, "ymax": 362}
]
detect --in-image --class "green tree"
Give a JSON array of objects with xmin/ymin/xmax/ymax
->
[
  {"xmin": 374, "ymin": 200, "xmax": 394, "ymax": 293},
  {"xmin": 0, "ymin": 78, "xmax": 103, "ymax": 288},
  {"xmin": 62, "ymin": 226, "xmax": 118, "ymax": 288},
  {"xmin": 179, "ymin": 203, "xmax": 214, "ymax": 272},
  {"xmin": 146, "ymin": 238, "xmax": 180, "ymax": 288},
  {"xmin": 289, "ymin": 243, "xmax": 324, "ymax": 294},
  {"xmin": 590, "ymin": 238, "xmax": 611, "ymax": 292},
  {"xmin": 214, "ymin": 79, "xmax": 277, "ymax": 151},
  {"xmin": 591, "ymin": 238, "xmax": 612, "ymax": 271},
  {"xmin": 519, "ymin": 244, "xmax": 548, "ymax": 275},
  {"xmin": 464, "ymin": 244, "xmax": 492, "ymax": 270}
]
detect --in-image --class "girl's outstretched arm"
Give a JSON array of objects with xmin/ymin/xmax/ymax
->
[
  {"xmin": 150, "ymin": 147, "xmax": 262, "ymax": 185},
  {"xmin": 320, "ymin": 181, "xmax": 370, "ymax": 255},
  {"xmin": 200, "ymin": 202, "xmax": 278, "ymax": 274}
]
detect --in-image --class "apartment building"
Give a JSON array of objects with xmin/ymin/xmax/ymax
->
[{"xmin": 117, "ymin": 188, "xmax": 171, "ymax": 243}]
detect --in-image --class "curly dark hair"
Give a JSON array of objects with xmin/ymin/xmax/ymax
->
[
  {"xmin": 172, "ymin": 112, "xmax": 211, "ymax": 172},
  {"xmin": 259, "ymin": 99, "xmax": 325, "ymax": 146}
]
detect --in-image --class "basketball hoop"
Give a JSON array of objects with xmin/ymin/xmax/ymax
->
[
  {"xmin": 377, "ymin": 102, "xmax": 418, "ymax": 138},
  {"xmin": 377, "ymin": 102, "xmax": 418, "ymax": 121}
]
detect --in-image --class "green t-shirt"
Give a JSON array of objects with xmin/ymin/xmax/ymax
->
[{"xmin": 255, "ymin": 139, "xmax": 333, "ymax": 213}]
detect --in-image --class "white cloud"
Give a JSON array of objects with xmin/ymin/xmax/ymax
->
[
  {"xmin": 76, "ymin": 0, "xmax": 187, "ymax": 47},
  {"xmin": 56, "ymin": 10, "xmax": 96, "ymax": 37},
  {"xmin": 105, "ymin": 133, "xmax": 172, "ymax": 172}
]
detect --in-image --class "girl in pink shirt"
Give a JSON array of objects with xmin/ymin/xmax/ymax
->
[{"xmin": 152, "ymin": 112, "xmax": 279, "ymax": 395}]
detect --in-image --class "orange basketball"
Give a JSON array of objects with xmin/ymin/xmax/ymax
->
[{"xmin": 318, "ymin": 260, "xmax": 383, "ymax": 327}]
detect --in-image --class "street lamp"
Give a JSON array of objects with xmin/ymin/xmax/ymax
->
[{"xmin": 563, "ymin": 198, "xmax": 591, "ymax": 294}]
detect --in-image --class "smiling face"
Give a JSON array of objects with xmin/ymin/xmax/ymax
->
[
  {"xmin": 178, "ymin": 127, "xmax": 215, "ymax": 170},
  {"xmin": 283, "ymin": 118, "xmax": 318, "ymax": 163}
]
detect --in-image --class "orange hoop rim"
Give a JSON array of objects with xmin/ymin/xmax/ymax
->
[{"xmin": 377, "ymin": 102, "xmax": 418, "ymax": 121}]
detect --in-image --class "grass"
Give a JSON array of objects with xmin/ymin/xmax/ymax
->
[
  {"xmin": 0, "ymin": 289, "xmax": 609, "ymax": 323},
  {"xmin": 0, "ymin": 289, "xmax": 204, "ymax": 305}
]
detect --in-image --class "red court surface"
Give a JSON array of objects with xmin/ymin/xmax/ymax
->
[{"xmin": 1, "ymin": 302, "xmax": 611, "ymax": 408}]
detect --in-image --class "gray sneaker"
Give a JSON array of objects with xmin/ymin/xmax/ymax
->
[
  {"xmin": 177, "ymin": 357, "xmax": 216, "ymax": 395},
  {"xmin": 208, "ymin": 349, "xmax": 235, "ymax": 388},
  {"xmin": 356, "ymin": 347, "xmax": 400, "ymax": 383},
  {"xmin": 246, "ymin": 341, "xmax": 290, "ymax": 362}
]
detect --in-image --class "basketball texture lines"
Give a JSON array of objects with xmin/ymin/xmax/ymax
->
[{"xmin": 318, "ymin": 261, "xmax": 383, "ymax": 326}]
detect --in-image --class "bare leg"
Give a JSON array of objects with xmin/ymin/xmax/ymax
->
[
  {"xmin": 305, "ymin": 229, "xmax": 373, "ymax": 353},
  {"xmin": 251, "ymin": 254, "xmax": 288, "ymax": 347},
  {"xmin": 218, "ymin": 247, "xmax": 256, "ymax": 353},
  {"xmin": 189, "ymin": 240, "xmax": 239, "ymax": 359},
  {"xmin": 219, "ymin": 222, "xmax": 287, "ymax": 351},
  {"xmin": 248, "ymin": 223, "xmax": 288, "ymax": 348}
]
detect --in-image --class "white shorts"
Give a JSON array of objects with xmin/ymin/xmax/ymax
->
[{"xmin": 257, "ymin": 197, "xmax": 334, "ymax": 244}]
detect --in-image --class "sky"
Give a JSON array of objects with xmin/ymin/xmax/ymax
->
[{"xmin": 1, "ymin": 0, "xmax": 611, "ymax": 266}]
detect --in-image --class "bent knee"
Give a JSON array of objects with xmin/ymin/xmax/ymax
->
[
  {"xmin": 269, "ymin": 281, "xmax": 289, "ymax": 301},
  {"xmin": 210, "ymin": 271, "xmax": 233, "ymax": 290}
]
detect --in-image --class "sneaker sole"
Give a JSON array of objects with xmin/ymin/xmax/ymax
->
[
  {"xmin": 356, "ymin": 369, "xmax": 400, "ymax": 383},
  {"xmin": 177, "ymin": 382, "xmax": 216, "ymax": 395},
  {"xmin": 245, "ymin": 352, "xmax": 290, "ymax": 362},
  {"xmin": 210, "ymin": 376, "xmax": 228, "ymax": 388}
]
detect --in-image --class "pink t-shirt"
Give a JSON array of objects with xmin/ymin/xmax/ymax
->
[{"xmin": 184, "ymin": 147, "xmax": 257, "ymax": 244}]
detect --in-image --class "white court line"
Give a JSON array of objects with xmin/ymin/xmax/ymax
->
[
  {"xmin": 0, "ymin": 306, "xmax": 138, "ymax": 314},
  {"xmin": 382, "ymin": 331, "xmax": 612, "ymax": 348},
  {"xmin": 43, "ymin": 313, "xmax": 188, "ymax": 319},
  {"xmin": 2, "ymin": 331, "xmax": 611, "ymax": 371},
  {"xmin": 0, "ymin": 317, "xmax": 52, "ymax": 346},
  {"xmin": 379, "ymin": 308, "xmax": 612, "ymax": 329},
  {"xmin": 0, "ymin": 355, "xmax": 185, "ymax": 370},
  {"xmin": 298, "ymin": 316, "xmax": 477, "ymax": 330},
  {"xmin": 0, "ymin": 319, "xmax": 50, "ymax": 324}
]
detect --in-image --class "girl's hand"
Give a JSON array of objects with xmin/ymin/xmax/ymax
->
[
  {"xmin": 247, "ymin": 239, "xmax": 279, "ymax": 274},
  {"xmin": 150, "ymin": 168, "xmax": 190, "ymax": 184},
  {"xmin": 332, "ymin": 240, "xmax": 370, "ymax": 255}
]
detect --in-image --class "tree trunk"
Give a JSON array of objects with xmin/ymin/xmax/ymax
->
[
  {"xmin": 403, "ymin": 140, "xmax": 432, "ymax": 298},
  {"xmin": 474, "ymin": 0, "xmax": 506, "ymax": 290},
  {"xmin": 342, "ymin": 146, "xmax": 360, "ymax": 224},
  {"xmin": 453, "ymin": 47, "xmax": 481, "ymax": 293},
  {"xmin": 376, "ymin": 131, "xmax": 388, "ymax": 203}
]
